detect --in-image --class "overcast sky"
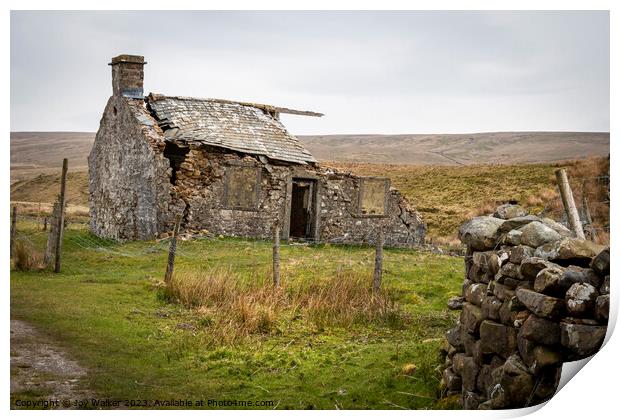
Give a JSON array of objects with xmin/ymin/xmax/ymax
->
[{"xmin": 10, "ymin": 10, "xmax": 609, "ymax": 134}]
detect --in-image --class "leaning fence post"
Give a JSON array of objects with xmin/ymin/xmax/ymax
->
[
  {"xmin": 373, "ymin": 227, "xmax": 384, "ymax": 294},
  {"xmin": 54, "ymin": 158, "xmax": 69, "ymax": 273},
  {"xmin": 273, "ymin": 220, "xmax": 281, "ymax": 288},
  {"xmin": 10, "ymin": 206, "xmax": 17, "ymax": 257},
  {"xmin": 164, "ymin": 214, "xmax": 183, "ymax": 284},
  {"xmin": 581, "ymin": 179, "xmax": 597, "ymax": 242},
  {"xmin": 555, "ymin": 168, "xmax": 585, "ymax": 239}
]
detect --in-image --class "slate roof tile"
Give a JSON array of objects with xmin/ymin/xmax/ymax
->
[{"xmin": 144, "ymin": 94, "xmax": 317, "ymax": 165}]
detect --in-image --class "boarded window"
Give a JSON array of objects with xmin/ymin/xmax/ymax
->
[
  {"xmin": 224, "ymin": 166, "xmax": 261, "ymax": 210},
  {"xmin": 359, "ymin": 178, "xmax": 389, "ymax": 216}
]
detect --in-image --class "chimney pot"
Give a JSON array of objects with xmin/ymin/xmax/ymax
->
[{"xmin": 109, "ymin": 54, "xmax": 146, "ymax": 98}]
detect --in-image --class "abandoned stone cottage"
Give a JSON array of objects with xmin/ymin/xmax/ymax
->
[{"xmin": 88, "ymin": 54, "xmax": 426, "ymax": 246}]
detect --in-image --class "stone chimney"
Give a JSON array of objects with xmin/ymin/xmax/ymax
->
[{"xmin": 108, "ymin": 54, "xmax": 146, "ymax": 98}]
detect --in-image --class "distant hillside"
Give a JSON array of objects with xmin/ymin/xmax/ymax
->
[
  {"xmin": 10, "ymin": 132, "xmax": 94, "ymax": 182},
  {"xmin": 10, "ymin": 131, "xmax": 609, "ymax": 182},
  {"xmin": 299, "ymin": 132, "xmax": 609, "ymax": 165}
]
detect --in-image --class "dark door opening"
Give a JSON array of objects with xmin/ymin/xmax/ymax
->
[{"xmin": 289, "ymin": 180, "xmax": 315, "ymax": 239}]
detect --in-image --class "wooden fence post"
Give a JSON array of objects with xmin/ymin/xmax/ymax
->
[
  {"xmin": 10, "ymin": 206, "xmax": 17, "ymax": 257},
  {"xmin": 164, "ymin": 214, "xmax": 183, "ymax": 284},
  {"xmin": 273, "ymin": 220, "xmax": 281, "ymax": 288},
  {"xmin": 581, "ymin": 179, "xmax": 597, "ymax": 242},
  {"xmin": 44, "ymin": 201, "xmax": 60, "ymax": 267},
  {"xmin": 373, "ymin": 228, "xmax": 384, "ymax": 294},
  {"xmin": 43, "ymin": 217, "xmax": 48, "ymax": 232},
  {"xmin": 555, "ymin": 168, "xmax": 585, "ymax": 239},
  {"xmin": 54, "ymin": 158, "xmax": 68, "ymax": 273}
]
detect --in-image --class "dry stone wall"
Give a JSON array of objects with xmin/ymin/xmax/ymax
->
[{"xmin": 442, "ymin": 204, "xmax": 610, "ymax": 409}]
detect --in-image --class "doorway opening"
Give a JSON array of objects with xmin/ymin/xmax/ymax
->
[{"xmin": 289, "ymin": 179, "xmax": 316, "ymax": 239}]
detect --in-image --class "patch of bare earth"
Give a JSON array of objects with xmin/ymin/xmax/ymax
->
[{"xmin": 10, "ymin": 319, "xmax": 93, "ymax": 409}]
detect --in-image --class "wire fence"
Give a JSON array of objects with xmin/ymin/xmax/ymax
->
[{"xmin": 539, "ymin": 175, "xmax": 610, "ymax": 241}]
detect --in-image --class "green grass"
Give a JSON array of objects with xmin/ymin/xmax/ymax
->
[{"xmin": 11, "ymin": 222, "xmax": 462, "ymax": 409}]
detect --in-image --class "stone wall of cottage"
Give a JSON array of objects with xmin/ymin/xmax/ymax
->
[
  {"xmin": 89, "ymin": 96, "xmax": 172, "ymax": 240},
  {"xmin": 441, "ymin": 204, "xmax": 610, "ymax": 409},
  {"xmin": 167, "ymin": 145, "xmax": 426, "ymax": 246}
]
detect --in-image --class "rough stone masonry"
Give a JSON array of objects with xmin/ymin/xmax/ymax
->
[{"xmin": 441, "ymin": 204, "xmax": 610, "ymax": 409}]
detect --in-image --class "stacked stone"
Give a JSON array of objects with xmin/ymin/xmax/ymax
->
[{"xmin": 441, "ymin": 204, "xmax": 610, "ymax": 409}]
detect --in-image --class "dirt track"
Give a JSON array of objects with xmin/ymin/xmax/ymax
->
[{"xmin": 10, "ymin": 319, "xmax": 92, "ymax": 409}]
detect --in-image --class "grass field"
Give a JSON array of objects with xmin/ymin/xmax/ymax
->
[{"xmin": 11, "ymin": 221, "xmax": 463, "ymax": 409}]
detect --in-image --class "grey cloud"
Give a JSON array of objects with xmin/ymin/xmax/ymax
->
[{"xmin": 10, "ymin": 10, "xmax": 609, "ymax": 134}]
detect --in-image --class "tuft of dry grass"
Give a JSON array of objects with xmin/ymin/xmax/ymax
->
[
  {"xmin": 161, "ymin": 267, "xmax": 404, "ymax": 346},
  {"xmin": 12, "ymin": 240, "xmax": 44, "ymax": 271}
]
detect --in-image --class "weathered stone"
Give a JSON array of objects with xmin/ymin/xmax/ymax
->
[
  {"xmin": 458, "ymin": 216, "xmax": 504, "ymax": 251},
  {"xmin": 595, "ymin": 294, "xmax": 609, "ymax": 322},
  {"xmin": 565, "ymin": 282, "xmax": 598, "ymax": 317},
  {"xmin": 493, "ymin": 204, "xmax": 528, "ymax": 220},
  {"xmin": 465, "ymin": 283, "xmax": 487, "ymax": 306},
  {"xmin": 447, "ymin": 345, "xmax": 457, "ymax": 358},
  {"xmin": 476, "ymin": 364, "xmax": 494, "ymax": 399},
  {"xmin": 447, "ymin": 296, "xmax": 464, "ymax": 310},
  {"xmin": 481, "ymin": 296, "xmax": 502, "ymax": 321},
  {"xmin": 497, "ymin": 355, "xmax": 535, "ymax": 408},
  {"xmin": 512, "ymin": 310, "xmax": 530, "ymax": 329},
  {"xmin": 517, "ymin": 334, "xmax": 537, "ymax": 367},
  {"xmin": 504, "ymin": 229, "xmax": 522, "ymax": 246},
  {"xmin": 516, "ymin": 288, "xmax": 564, "ymax": 319},
  {"xmin": 462, "ymin": 330, "xmax": 478, "ymax": 357},
  {"xmin": 442, "ymin": 368, "xmax": 462, "ymax": 391},
  {"xmin": 561, "ymin": 317, "xmax": 599, "ymax": 326},
  {"xmin": 519, "ymin": 221, "xmax": 561, "ymax": 248},
  {"xmin": 519, "ymin": 315, "xmax": 560, "ymax": 346},
  {"xmin": 600, "ymin": 275, "xmax": 610, "ymax": 294},
  {"xmin": 507, "ymin": 295, "xmax": 527, "ymax": 312},
  {"xmin": 469, "ymin": 252, "xmax": 498, "ymax": 283},
  {"xmin": 498, "ymin": 300, "xmax": 513, "ymax": 326},
  {"xmin": 472, "ymin": 339, "xmax": 493, "ymax": 365},
  {"xmin": 509, "ymin": 245, "xmax": 534, "ymax": 264},
  {"xmin": 495, "ymin": 262, "xmax": 522, "ymax": 283},
  {"xmin": 461, "ymin": 303, "xmax": 484, "ymax": 335},
  {"xmin": 590, "ymin": 247, "xmax": 610, "ymax": 277},
  {"xmin": 480, "ymin": 320, "xmax": 518, "ymax": 358},
  {"xmin": 496, "ymin": 215, "xmax": 540, "ymax": 236},
  {"xmin": 531, "ymin": 366, "xmax": 561, "ymax": 404},
  {"xmin": 446, "ymin": 324, "xmax": 464, "ymax": 351},
  {"xmin": 461, "ymin": 391, "xmax": 481, "ymax": 410},
  {"xmin": 520, "ymin": 257, "xmax": 561, "ymax": 280},
  {"xmin": 461, "ymin": 278, "xmax": 473, "ymax": 297},
  {"xmin": 488, "ymin": 253, "xmax": 503, "ymax": 275},
  {"xmin": 559, "ymin": 267, "xmax": 602, "ymax": 290},
  {"xmin": 462, "ymin": 357, "xmax": 480, "ymax": 392},
  {"xmin": 533, "ymin": 266, "xmax": 565, "ymax": 295},
  {"xmin": 452, "ymin": 353, "xmax": 468, "ymax": 375},
  {"xmin": 535, "ymin": 238, "xmax": 604, "ymax": 265},
  {"xmin": 492, "ymin": 282, "xmax": 516, "ymax": 301},
  {"xmin": 540, "ymin": 217, "xmax": 573, "ymax": 237},
  {"xmin": 531, "ymin": 346, "xmax": 562, "ymax": 373},
  {"xmin": 560, "ymin": 322, "xmax": 606, "ymax": 357},
  {"xmin": 501, "ymin": 277, "xmax": 522, "ymax": 289}
]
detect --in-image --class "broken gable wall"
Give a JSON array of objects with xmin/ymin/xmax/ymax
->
[{"xmin": 88, "ymin": 96, "xmax": 172, "ymax": 240}]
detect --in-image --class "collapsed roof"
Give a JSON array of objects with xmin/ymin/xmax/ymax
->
[{"xmin": 145, "ymin": 93, "xmax": 321, "ymax": 165}]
